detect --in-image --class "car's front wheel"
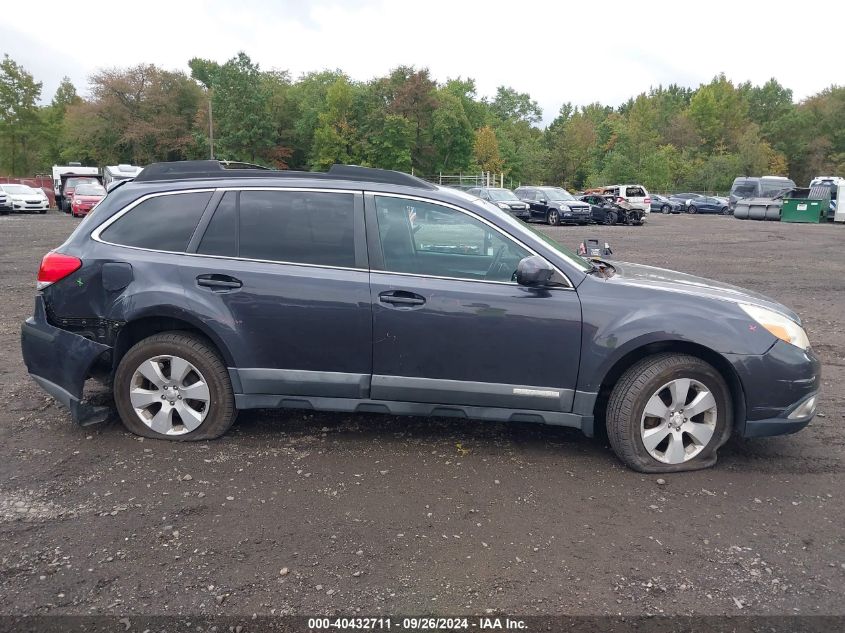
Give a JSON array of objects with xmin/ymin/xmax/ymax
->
[
  {"xmin": 114, "ymin": 332, "xmax": 236, "ymax": 441},
  {"xmin": 606, "ymin": 353, "xmax": 731, "ymax": 472},
  {"xmin": 661, "ymin": 204, "xmax": 670, "ymax": 214},
  {"xmin": 688, "ymin": 205, "xmax": 697, "ymax": 214}
]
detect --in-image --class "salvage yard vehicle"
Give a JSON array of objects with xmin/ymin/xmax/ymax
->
[
  {"xmin": 69, "ymin": 183, "xmax": 107, "ymax": 217},
  {"xmin": 0, "ymin": 183, "xmax": 50, "ymax": 213},
  {"xmin": 466, "ymin": 187, "xmax": 531, "ymax": 220},
  {"xmin": 669, "ymin": 192, "xmax": 704, "ymax": 210},
  {"xmin": 514, "ymin": 186, "xmax": 592, "ymax": 225},
  {"xmin": 577, "ymin": 194, "xmax": 643, "ymax": 225},
  {"xmin": 602, "ymin": 184, "xmax": 651, "ymax": 213},
  {"xmin": 103, "ymin": 164, "xmax": 144, "ymax": 189},
  {"xmin": 687, "ymin": 196, "xmax": 730, "ymax": 215},
  {"xmin": 21, "ymin": 161, "xmax": 820, "ymax": 473},
  {"xmin": 650, "ymin": 194, "xmax": 684, "ymax": 214},
  {"xmin": 53, "ymin": 163, "xmax": 100, "ymax": 211},
  {"xmin": 729, "ymin": 176, "xmax": 795, "ymax": 213},
  {"xmin": 0, "ymin": 188, "xmax": 9, "ymax": 215}
]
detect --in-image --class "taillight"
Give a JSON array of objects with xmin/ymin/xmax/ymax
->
[
  {"xmin": 37, "ymin": 252, "xmax": 82, "ymax": 290},
  {"xmin": 644, "ymin": 197, "xmax": 651, "ymax": 204}
]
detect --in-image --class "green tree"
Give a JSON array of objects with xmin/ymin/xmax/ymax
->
[
  {"xmin": 211, "ymin": 52, "xmax": 273, "ymax": 162},
  {"xmin": 430, "ymin": 90, "xmax": 474, "ymax": 173},
  {"xmin": 311, "ymin": 77, "xmax": 361, "ymax": 169},
  {"xmin": 0, "ymin": 55, "xmax": 42, "ymax": 174}
]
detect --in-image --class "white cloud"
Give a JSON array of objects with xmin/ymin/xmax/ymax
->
[{"xmin": 3, "ymin": 0, "xmax": 843, "ymax": 125}]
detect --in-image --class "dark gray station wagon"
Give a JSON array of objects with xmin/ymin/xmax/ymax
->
[{"xmin": 21, "ymin": 161, "xmax": 820, "ymax": 472}]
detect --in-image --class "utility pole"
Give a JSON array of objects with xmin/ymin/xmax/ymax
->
[{"xmin": 208, "ymin": 96, "xmax": 214, "ymax": 159}]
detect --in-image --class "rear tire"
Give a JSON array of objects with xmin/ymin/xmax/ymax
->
[
  {"xmin": 114, "ymin": 332, "xmax": 236, "ymax": 441},
  {"xmin": 603, "ymin": 211, "xmax": 617, "ymax": 225},
  {"xmin": 688, "ymin": 205, "xmax": 697, "ymax": 214},
  {"xmin": 606, "ymin": 353, "xmax": 732, "ymax": 473},
  {"xmin": 547, "ymin": 209, "xmax": 560, "ymax": 226}
]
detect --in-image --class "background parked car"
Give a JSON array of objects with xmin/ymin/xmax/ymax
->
[
  {"xmin": 59, "ymin": 175, "xmax": 103, "ymax": 212},
  {"xmin": 0, "ymin": 189, "xmax": 9, "ymax": 215},
  {"xmin": 514, "ymin": 186, "xmax": 592, "ymax": 225},
  {"xmin": 69, "ymin": 183, "xmax": 107, "ymax": 217},
  {"xmin": 602, "ymin": 184, "xmax": 651, "ymax": 213},
  {"xmin": 0, "ymin": 183, "xmax": 49, "ymax": 213},
  {"xmin": 650, "ymin": 194, "xmax": 684, "ymax": 214},
  {"xmin": 466, "ymin": 187, "xmax": 531, "ymax": 220},
  {"xmin": 687, "ymin": 196, "xmax": 730, "ymax": 214},
  {"xmin": 668, "ymin": 192, "xmax": 704, "ymax": 210}
]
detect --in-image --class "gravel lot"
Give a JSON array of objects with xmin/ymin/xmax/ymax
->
[{"xmin": 1, "ymin": 210, "xmax": 843, "ymax": 617}]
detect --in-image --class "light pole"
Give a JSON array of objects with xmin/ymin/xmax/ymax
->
[{"xmin": 208, "ymin": 95, "xmax": 214, "ymax": 159}]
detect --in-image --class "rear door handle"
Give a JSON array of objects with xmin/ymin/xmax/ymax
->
[
  {"xmin": 197, "ymin": 274, "xmax": 242, "ymax": 291},
  {"xmin": 379, "ymin": 291, "xmax": 426, "ymax": 307}
]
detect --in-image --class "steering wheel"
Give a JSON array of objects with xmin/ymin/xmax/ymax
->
[{"xmin": 485, "ymin": 244, "xmax": 507, "ymax": 280}]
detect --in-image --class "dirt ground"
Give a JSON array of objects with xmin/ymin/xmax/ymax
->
[{"xmin": 0, "ymin": 210, "xmax": 843, "ymax": 618}]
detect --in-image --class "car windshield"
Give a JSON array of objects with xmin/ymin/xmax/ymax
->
[
  {"xmin": 487, "ymin": 189, "xmax": 520, "ymax": 202},
  {"xmin": 67, "ymin": 177, "xmax": 97, "ymax": 188},
  {"xmin": 732, "ymin": 184, "xmax": 757, "ymax": 197},
  {"xmin": 75, "ymin": 184, "xmax": 106, "ymax": 196},
  {"xmin": 2, "ymin": 184, "xmax": 35, "ymax": 194},
  {"xmin": 542, "ymin": 187, "xmax": 577, "ymax": 201}
]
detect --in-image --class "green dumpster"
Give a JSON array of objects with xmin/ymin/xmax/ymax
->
[{"xmin": 781, "ymin": 186, "xmax": 828, "ymax": 223}]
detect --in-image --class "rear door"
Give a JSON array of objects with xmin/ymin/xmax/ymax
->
[
  {"xmin": 366, "ymin": 193, "xmax": 582, "ymax": 412},
  {"xmin": 183, "ymin": 188, "xmax": 372, "ymax": 399}
]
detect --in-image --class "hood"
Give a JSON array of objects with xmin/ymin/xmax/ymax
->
[
  {"xmin": 9, "ymin": 191, "xmax": 44, "ymax": 200},
  {"xmin": 74, "ymin": 195, "xmax": 104, "ymax": 202},
  {"xmin": 556, "ymin": 201, "xmax": 590, "ymax": 210},
  {"xmin": 607, "ymin": 261, "xmax": 801, "ymax": 323}
]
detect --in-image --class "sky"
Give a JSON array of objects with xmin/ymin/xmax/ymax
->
[{"xmin": 3, "ymin": 0, "xmax": 844, "ymax": 126}]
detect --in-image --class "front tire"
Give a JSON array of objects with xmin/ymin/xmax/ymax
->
[
  {"xmin": 661, "ymin": 204, "xmax": 670, "ymax": 214},
  {"xmin": 688, "ymin": 205, "xmax": 697, "ymax": 214},
  {"xmin": 114, "ymin": 332, "xmax": 236, "ymax": 441},
  {"xmin": 606, "ymin": 353, "xmax": 731, "ymax": 473}
]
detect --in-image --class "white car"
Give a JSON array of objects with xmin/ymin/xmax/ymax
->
[
  {"xmin": 0, "ymin": 183, "xmax": 50, "ymax": 213},
  {"xmin": 603, "ymin": 184, "xmax": 651, "ymax": 213}
]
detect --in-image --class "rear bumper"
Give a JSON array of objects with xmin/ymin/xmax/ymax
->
[{"xmin": 20, "ymin": 295, "xmax": 112, "ymax": 425}]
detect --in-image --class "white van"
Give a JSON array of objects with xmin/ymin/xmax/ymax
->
[
  {"xmin": 602, "ymin": 184, "xmax": 651, "ymax": 213},
  {"xmin": 103, "ymin": 164, "xmax": 143, "ymax": 188}
]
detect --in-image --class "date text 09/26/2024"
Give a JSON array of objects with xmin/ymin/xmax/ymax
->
[{"xmin": 307, "ymin": 617, "xmax": 526, "ymax": 630}]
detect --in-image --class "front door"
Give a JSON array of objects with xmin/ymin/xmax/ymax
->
[{"xmin": 366, "ymin": 193, "xmax": 582, "ymax": 412}]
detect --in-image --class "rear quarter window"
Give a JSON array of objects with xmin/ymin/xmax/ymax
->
[{"xmin": 99, "ymin": 191, "xmax": 212, "ymax": 252}]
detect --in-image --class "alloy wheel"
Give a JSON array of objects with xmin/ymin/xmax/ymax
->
[
  {"xmin": 129, "ymin": 355, "xmax": 210, "ymax": 435},
  {"xmin": 640, "ymin": 378, "xmax": 717, "ymax": 464}
]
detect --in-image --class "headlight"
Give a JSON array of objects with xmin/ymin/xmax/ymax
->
[
  {"xmin": 496, "ymin": 202, "xmax": 510, "ymax": 209},
  {"xmin": 740, "ymin": 304, "xmax": 810, "ymax": 350}
]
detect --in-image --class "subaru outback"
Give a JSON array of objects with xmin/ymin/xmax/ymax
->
[{"xmin": 20, "ymin": 161, "xmax": 820, "ymax": 472}]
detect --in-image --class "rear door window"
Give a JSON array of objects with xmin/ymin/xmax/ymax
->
[
  {"xmin": 100, "ymin": 191, "xmax": 212, "ymax": 252},
  {"xmin": 237, "ymin": 190, "xmax": 356, "ymax": 267},
  {"xmin": 197, "ymin": 192, "xmax": 237, "ymax": 257}
]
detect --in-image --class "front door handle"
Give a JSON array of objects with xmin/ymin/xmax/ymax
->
[
  {"xmin": 379, "ymin": 291, "xmax": 426, "ymax": 307},
  {"xmin": 197, "ymin": 274, "xmax": 242, "ymax": 291}
]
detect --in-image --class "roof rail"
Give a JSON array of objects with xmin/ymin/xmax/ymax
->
[{"xmin": 133, "ymin": 160, "xmax": 437, "ymax": 190}]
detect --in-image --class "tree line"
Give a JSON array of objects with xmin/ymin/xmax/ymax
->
[{"xmin": 1, "ymin": 51, "xmax": 843, "ymax": 191}]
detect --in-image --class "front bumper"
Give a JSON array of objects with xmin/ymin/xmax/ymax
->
[
  {"xmin": 20, "ymin": 295, "xmax": 112, "ymax": 425},
  {"xmin": 727, "ymin": 340, "xmax": 821, "ymax": 438}
]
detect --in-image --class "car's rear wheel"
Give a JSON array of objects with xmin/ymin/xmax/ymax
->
[
  {"xmin": 114, "ymin": 332, "xmax": 236, "ymax": 441},
  {"xmin": 603, "ymin": 211, "xmax": 617, "ymax": 225},
  {"xmin": 547, "ymin": 209, "xmax": 560, "ymax": 225},
  {"xmin": 606, "ymin": 353, "xmax": 731, "ymax": 472},
  {"xmin": 661, "ymin": 204, "xmax": 670, "ymax": 214},
  {"xmin": 688, "ymin": 205, "xmax": 697, "ymax": 214}
]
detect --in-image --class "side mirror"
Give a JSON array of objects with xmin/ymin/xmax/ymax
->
[{"xmin": 516, "ymin": 255, "xmax": 554, "ymax": 287}]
